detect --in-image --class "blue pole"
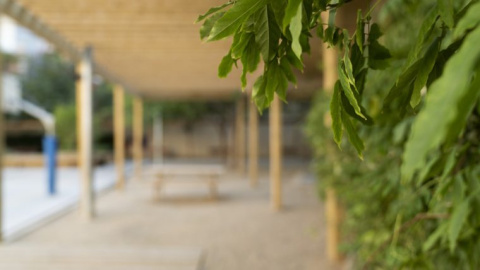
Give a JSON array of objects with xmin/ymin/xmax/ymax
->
[{"xmin": 43, "ymin": 135, "xmax": 57, "ymax": 195}]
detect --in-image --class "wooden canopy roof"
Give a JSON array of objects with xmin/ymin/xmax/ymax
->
[{"xmin": 11, "ymin": 0, "xmax": 323, "ymax": 100}]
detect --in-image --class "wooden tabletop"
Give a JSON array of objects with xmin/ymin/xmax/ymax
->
[{"xmin": 145, "ymin": 164, "xmax": 226, "ymax": 176}]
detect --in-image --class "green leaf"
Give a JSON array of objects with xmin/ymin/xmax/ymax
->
[
  {"xmin": 350, "ymin": 43, "xmax": 365, "ymax": 75},
  {"xmin": 454, "ymin": 1, "xmax": 480, "ymax": 39},
  {"xmin": 317, "ymin": 0, "xmax": 328, "ymax": 11},
  {"xmin": 200, "ymin": 12, "xmax": 225, "ymax": 40},
  {"xmin": 446, "ymin": 68, "xmax": 480, "ymax": 143},
  {"xmin": 288, "ymin": 0, "xmax": 304, "ymax": 60},
  {"xmin": 344, "ymin": 54, "xmax": 356, "ymax": 89},
  {"xmin": 303, "ymin": 0, "xmax": 313, "ymax": 26},
  {"xmin": 423, "ymin": 223, "xmax": 447, "ymax": 252},
  {"xmin": 208, "ymin": 0, "xmax": 267, "ymax": 41},
  {"xmin": 384, "ymin": 60, "xmax": 422, "ymax": 108},
  {"xmin": 316, "ymin": 17, "xmax": 324, "ymax": 39},
  {"xmin": 402, "ymin": 26, "xmax": 480, "ymax": 181},
  {"xmin": 368, "ymin": 42, "xmax": 391, "ymax": 70},
  {"xmin": 341, "ymin": 92, "xmax": 373, "ymax": 125},
  {"xmin": 341, "ymin": 110, "xmax": 364, "ymax": 159},
  {"xmin": 252, "ymin": 75, "xmax": 269, "ymax": 111},
  {"xmin": 327, "ymin": 8, "xmax": 336, "ymax": 43},
  {"xmin": 231, "ymin": 31, "xmax": 252, "ymax": 59},
  {"xmin": 449, "ymin": 199, "xmax": 470, "ymax": 252},
  {"xmin": 438, "ymin": 0, "xmax": 454, "ymax": 28},
  {"xmin": 330, "ymin": 82, "xmax": 343, "ymax": 147},
  {"xmin": 367, "ymin": 24, "xmax": 391, "ymax": 70},
  {"xmin": 440, "ymin": 147, "xmax": 458, "ymax": 182},
  {"xmin": 270, "ymin": 0, "xmax": 287, "ymax": 27},
  {"xmin": 218, "ymin": 52, "xmax": 235, "ymax": 78},
  {"xmin": 240, "ymin": 35, "xmax": 261, "ymax": 88},
  {"xmin": 254, "ymin": 6, "xmax": 281, "ymax": 62},
  {"xmin": 406, "ymin": 8, "xmax": 439, "ymax": 66},
  {"xmin": 338, "ymin": 63, "xmax": 366, "ymax": 119},
  {"xmin": 410, "ymin": 38, "xmax": 441, "ymax": 108},
  {"xmin": 252, "ymin": 61, "xmax": 289, "ymax": 111},
  {"xmin": 196, "ymin": 2, "xmax": 232, "ymax": 23},
  {"xmin": 356, "ymin": 10, "xmax": 364, "ymax": 53},
  {"xmin": 282, "ymin": 0, "xmax": 303, "ymax": 31},
  {"xmin": 280, "ymin": 57, "xmax": 297, "ymax": 85},
  {"xmin": 299, "ymin": 30, "xmax": 311, "ymax": 54},
  {"xmin": 266, "ymin": 61, "xmax": 289, "ymax": 102},
  {"xmin": 355, "ymin": 68, "xmax": 368, "ymax": 95},
  {"xmin": 286, "ymin": 47, "xmax": 304, "ymax": 71}
]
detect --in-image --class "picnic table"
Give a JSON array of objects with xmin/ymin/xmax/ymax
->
[{"xmin": 145, "ymin": 164, "xmax": 225, "ymax": 200}]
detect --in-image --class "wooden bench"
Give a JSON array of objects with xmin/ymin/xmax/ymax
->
[
  {"xmin": 145, "ymin": 164, "xmax": 225, "ymax": 201},
  {"xmin": 0, "ymin": 246, "xmax": 203, "ymax": 270}
]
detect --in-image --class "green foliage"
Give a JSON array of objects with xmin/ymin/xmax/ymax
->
[
  {"xmin": 201, "ymin": 0, "xmax": 480, "ymax": 268},
  {"xmin": 144, "ymin": 101, "xmax": 233, "ymax": 123},
  {"xmin": 54, "ymin": 104, "xmax": 77, "ymax": 150},
  {"xmin": 21, "ymin": 53, "xmax": 76, "ymax": 112}
]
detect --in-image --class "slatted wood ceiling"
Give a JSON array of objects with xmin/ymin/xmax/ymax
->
[{"xmin": 16, "ymin": 0, "xmax": 323, "ymax": 100}]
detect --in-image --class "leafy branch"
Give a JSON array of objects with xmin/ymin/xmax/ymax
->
[{"xmin": 362, "ymin": 213, "xmax": 450, "ymax": 270}]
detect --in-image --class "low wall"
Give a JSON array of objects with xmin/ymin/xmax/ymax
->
[
  {"xmin": 146, "ymin": 117, "xmax": 311, "ymax": 159},
  {"xmin": 3, "ymin": 152, "xmax": 111, "ymax": 167}
]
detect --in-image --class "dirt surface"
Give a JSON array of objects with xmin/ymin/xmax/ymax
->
[{"xmin": 11, "ymin": 166, "xmax": 339, "ymax": 270}]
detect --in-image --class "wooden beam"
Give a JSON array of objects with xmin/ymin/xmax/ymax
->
[
  {"xmin": 77, "ymin": 47, "xmax": 95, "ymax": 220},
  {"xmin": 269, "ymin": 95, "xmax": 282, "ymax": 211},
  {"xmin": 133, "ymin": 97, "xmax": 144, "ymax": 180},
  {"xmin": 235, "ymin": 96, "xmax": 246, "ymax": 174},
  {"xmin": 248, "ymin": 99, "xmax": 259, "ymax": 188},
  {"xmin": 113, "ymin": 85, "xmax": 126, "ymax": 190},
  {"xmin": 19, "ymin": 0, "xmax": 217, "ymax": 14}
]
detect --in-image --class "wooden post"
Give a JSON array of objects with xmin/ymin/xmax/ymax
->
[
  {"xmin": 0, "ymin": 52, "xmax": 4, "ymax": 241},
  {"xmin": 248, "ymin": 99, "xmax": 259, "ymax": 187},
  {"xmin": 76, "ymin": 47, "xmax": 95, "ymax": 220},
  {"xmin": 322, "ymin": 11, "xmax": 342, "ymax": 263},
  {"xmin": 113, "ymin": 85, "xmax": 125, "ymax": 190},
  {"xmin": 133, "ymin": 97, "xmax": 144, "ymax": 180},
  {"xmin": 269, "ymin": 95, "xmax": 282, "ymax": 211},
  {"xmin": 75, "ymin": 58, "xmax": 83, "ymax": 170},
  {"xmin": 235, "ymin": 96, "xmax": 246, "ymax": 174},
  {"xmin": 227, "ymin": 111, "xmax": 236, "ymax": 168}
]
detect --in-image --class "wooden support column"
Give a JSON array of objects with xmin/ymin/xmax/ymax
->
[
  {"xmin": 133, "ymin": 97, "xmax": 144, "ymax": 180},
  {"xmin": 269, "ymin": 95, "xmax": 282, "ymax": 211},
  {"xmin": 322, "ymin": 11, "xmax": 342, "ymax": 263},
  {"xmin": 248, "ymin": 99, "xmax": 259, "ymax": 188},
  {"xmin": 113, "ymin": 85, "xmax": 125, "ymax": 190},
  {"xmin": 76, "ymin": 47, "xmax": 94, "ymax": 220},
  {"xmin": 235, "ymin": 96, "xmax": 246, "ymax": 174},
  {"xmin": 0, "ymin": 52, "xmax": 4, "ymax": 241}
]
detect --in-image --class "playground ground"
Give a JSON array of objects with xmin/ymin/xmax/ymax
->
[
  {"xmin": 2, "ymin": 159, "xmax": 338, "ymax": 269},
  {"xmin": 2, "ymin": 163, "xmax": 133, "ymax": 240}
]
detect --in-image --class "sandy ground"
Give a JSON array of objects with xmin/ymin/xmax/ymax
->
[{"xmin": 10, "ymin": 165, "xmax": 339, "ymax": 270}]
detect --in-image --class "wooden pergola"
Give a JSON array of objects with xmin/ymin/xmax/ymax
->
[
  {"xmin": 0, "ymin": 0, "xmax": 368, "ymax": 263},
  {"xmin": 0, "ymin": 0, "xmax": 322, "ymax": 225}
]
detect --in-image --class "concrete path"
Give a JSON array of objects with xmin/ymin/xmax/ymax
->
[
  {"xmin": 10, "ymin": 164, "xmax": 338, "ymax": 270},
  {"xmin": 2, "ymin": 163, "xmax": 132, "ymax": 240}
]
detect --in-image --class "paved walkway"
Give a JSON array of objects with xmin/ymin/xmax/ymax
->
[
  {"xmin": 2, "ymin": 163, "xmax": 132, "ymax": 240},
  {"xmin": 9, "ymin": 164, "xmax": 338, "ymax": 270}
]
